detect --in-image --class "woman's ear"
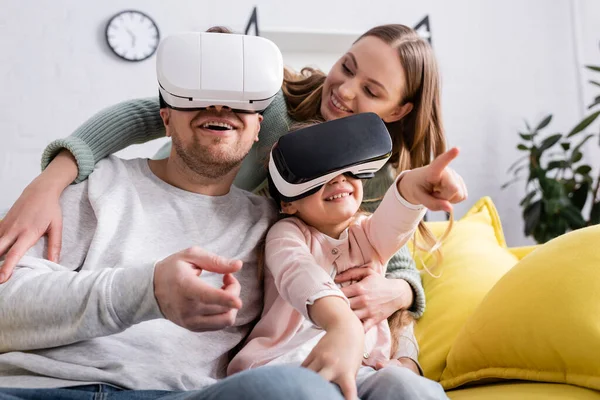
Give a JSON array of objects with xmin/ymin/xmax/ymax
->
[
  {"xmin": 281, "ymin": 201, "xmax": 297, "ymax": 215},
  {"xmin": 382, "ymin": 102, "xmax": 414, "ymax": 124}
]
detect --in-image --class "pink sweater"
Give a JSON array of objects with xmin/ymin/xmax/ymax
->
[{"xmin": 228, "ymin": 178, "xmax": 426, "ymax": 375}]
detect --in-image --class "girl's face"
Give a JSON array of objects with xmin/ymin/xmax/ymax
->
[
  {"xmin": 281, "ymin": 174, "xmax": 363, "ymax": 238},
  {"xmin": 321, "ymin": 36, "xmax": 413, "ymax": 123}
]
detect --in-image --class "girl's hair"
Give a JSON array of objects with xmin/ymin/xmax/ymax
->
[{"xmin": 282, "ymin": 24, "xmax": 448, "ymax": 268}]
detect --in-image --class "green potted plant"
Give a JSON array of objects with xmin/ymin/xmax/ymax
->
[{"xmin": 504, "ymin": 64, "xmax": 600, "ymax": 244}]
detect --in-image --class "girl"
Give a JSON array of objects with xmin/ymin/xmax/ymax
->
[
  {"xmin": 0, "ymin": 24, "xmax": 444, "ymax": 351},
  {"xmin": 227, "ymin": 119, "xmax": 465, "ymax": 400}
]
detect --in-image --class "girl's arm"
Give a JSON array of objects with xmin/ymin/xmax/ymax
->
[
  {"xmin": 303, "ymin": 296, "xmax": 364, "ymax": 400},
  {"xmin": 363, "ymin": 173, "xmax": 427, "ymax": 267},
  {"xmin": 265, "ymin": 220, "xmax": 363, "ymax": 400},
  {"xmin": 360, "ymin": 165, "xmax": 427, "ymax": 318}
]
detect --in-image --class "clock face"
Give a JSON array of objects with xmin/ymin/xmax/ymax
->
[{"xmin": 105, "ymin": 10, "xmax": 160, "ymax": 62}]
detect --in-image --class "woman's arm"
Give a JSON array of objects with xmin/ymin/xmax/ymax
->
[
  {"xmin": 386, "ymin": 246, "xmax": 426, "ymax": 318},
  {"xmin": 42, "ymin": 97, "xmax": 165, "ymax": 183},
  {"xmin": 0, "ymin": 98, "xmax": 165, "ymax": 282},
  {"xmin": 0, "ymin": 150, "xmax": 78, "ymax": 282}
]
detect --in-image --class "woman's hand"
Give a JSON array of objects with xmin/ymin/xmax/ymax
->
[
  {"xmin": 398, "ymin": 147, "xmax": 467, "ymax": 212},
  {"xmin": 0, "ymin": 150, "xmax": 77, "ymax": 283},
  {"xmin": 335, "ymin": 265, "xmax": 413, "ymax": 332}
]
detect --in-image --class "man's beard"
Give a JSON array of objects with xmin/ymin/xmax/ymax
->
[{"xmin": 171, "ymin": 132, "xmax": 250, "ymax": 180}]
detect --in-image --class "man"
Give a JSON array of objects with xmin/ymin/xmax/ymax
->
[{"xmin": 0, "ymin": 30, "xmax": 344, "ymax": 400}]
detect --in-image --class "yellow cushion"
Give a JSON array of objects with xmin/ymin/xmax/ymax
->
[
  {"xmin": 448, "ymin": 382, "xmax": 600, "ymax": 400},
  {"xmin": 414, "ymin": 197, "xmax": 519, "ymax": 381},
  {"xmin": 440, "ymin": 225, "xmax": 600, "ymax": 391}
]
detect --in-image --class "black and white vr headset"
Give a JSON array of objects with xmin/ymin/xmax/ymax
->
[
  {"xmin": 268, "ymin": 113, "xmax": 393, "ymax": 203},
  {"xmin": 157, "ymin": 32, "xmax": 283, "ymax": 113}
]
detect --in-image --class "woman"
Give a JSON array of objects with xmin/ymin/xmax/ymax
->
[{"xmin": 0, "ymin": 25, "xmax": 447, "ymax": 345}]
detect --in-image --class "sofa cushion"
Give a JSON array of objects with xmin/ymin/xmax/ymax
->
[
  {"xmin": 440, "ymin": 225, "xmax": 600, "ymax": 391},
  {"xmin": 413, "ymin": 197, "xmax": 519, "ymax": 381},
  {"xmin": 447, "ymin": 382, "xmax": 600, "ymax": 400}
]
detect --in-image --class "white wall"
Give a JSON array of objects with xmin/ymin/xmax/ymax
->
[{"xmin": 1, "ymin": 0, "xmax": 598, "ymax": 245}]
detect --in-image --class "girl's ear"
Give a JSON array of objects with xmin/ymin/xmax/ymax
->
[
  {"xmin": 281, "ymin": 201, "xmax": 298, "ymax": 215},
  {"xmin": 382, "ymin": 102, "xmax": 414, "ymax": 124}
]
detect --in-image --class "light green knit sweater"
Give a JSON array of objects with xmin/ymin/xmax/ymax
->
[{"xmin": 41, "ymin": 90, "xmax": 426, "ymax": 318}]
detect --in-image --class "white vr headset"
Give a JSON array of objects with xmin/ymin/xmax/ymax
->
[{"xmin": 157, "ymin": 32, "xmax": 284, "ymax": 113}]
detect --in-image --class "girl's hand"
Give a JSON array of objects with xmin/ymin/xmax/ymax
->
[
  {"xmin": 0, "ymin": 151, "xmax": 77, "ymax": 283},
  {"xmin": 302, "ymin": 321, "xmax": 364, "ymax": 400},
  {"xmin": 303, "ymin": 296, "xmax": 364, "ymax": 400},
  {"xmin": 398, "ymin": 147, "xmax": 467, "ymax": 212}
]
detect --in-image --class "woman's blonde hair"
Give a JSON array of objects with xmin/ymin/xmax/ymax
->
[{"xmin": 282, "ymin": 24, "xmax": 448, "ymax": 269}]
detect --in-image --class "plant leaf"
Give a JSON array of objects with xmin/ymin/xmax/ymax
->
[
  {"xmin": 591, "ymin": 80, "xmax": 600, "ymax": 88},
  {"xmin": 547, "ymin": 160, "xmax": 567, "ymax": 171},
  {"xmin": 560, "ymin": 142, "xmax": 571, "ymax": 151},
  {"xmin": 524, "ymin": 120, "xmax": 531, "ymax": 132},
  {"xmin": 528, "ymin": 166, "xmax": 545, "ymax": 183},
  {"xmin": 589, "ymin": 96, "xmax": 600, "ymax": 110},
  {"xmin": 507, "ymin": 155, "xmax": 528, "ymax": 173},
  {"xmin": 590, "ymin": 202, "xmax": 600, "ymax": 225},
  {"xmin": 501, "ymin": 177, "xmax": 522, "ymax": 189},
  {"xmin": 519, "ymin": 133, "xmax": 536, "ymax": 141},
  {"xmin": 575, "ymin": 165, "xmax": 592, "ymax": 175},
  {"xmin": 586, "ymin": 65, "xmax": 600, "ymax": 72},
  {"xmin": 517, "ymin": 144, "xmax": 529, "ymax": 151},
  {"xmin": 524, "ymin": 200, "xmax": 542, "ymax": 236},
  {"xmin": 567, "ymin": 110, "xmax": 600, "ymax": 138},
  {"xmin": 535, "ymin": 115, "xmax": 553, "ymax": 131},
  {"xmin": 520, "ymin": 191, "xmax": 537, "ymax": 207},
  {"xmin": 571, "ymin": 182, "xmax": 590, "ymax": 210},
  {"xmin": 571, "ymin": 150, "xmax": 583, "ymax": 163},
  {"xmin": 541, "ymin": 177, "xmax": 565, "ymax": 199},
  {"xmin": 572, "ymin": 134, "xmax": 595, "ymax": 155},
  {"xmin": 539, "ymin": 134, "xmax": 563, "ymax": 152},
  {"xmin": 560, "ymin": 204, "xmax": 587, "ymax": 230}
]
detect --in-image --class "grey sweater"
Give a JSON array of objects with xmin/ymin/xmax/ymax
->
[
  {"xmin": 40, "ymin": 92, "xmax": 426, "ymax": 317},
  {"xmin": 0, "ymin": 157, "xmax": 275, "ymax": 390}
]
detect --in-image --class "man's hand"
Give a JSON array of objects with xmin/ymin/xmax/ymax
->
[
  {"xmin": 154, "ymin": 246, "xmax": 244, "ymax": 332},
  {"xmin": 398, "ymin": 147, "xmax": 467, "ymax": 212},
  {"xmin": 302, "ymin": 297, "xmax": 364, "ymax": 400}
]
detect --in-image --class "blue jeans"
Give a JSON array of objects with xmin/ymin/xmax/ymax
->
[{"xmin": 0, "ymin": 366, "xmax": 344, "ymax": 400}]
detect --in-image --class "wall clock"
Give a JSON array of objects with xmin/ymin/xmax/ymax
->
[{"xmin": 105, "ymin": 10, "xmax": 160, "ymax": 62}]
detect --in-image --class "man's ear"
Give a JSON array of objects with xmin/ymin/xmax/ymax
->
[
  {"xmin": 255, "ymin": 114, "xmax": 264, "ymax": 142},
  {"xmin": 160, "ymin": 109, "xmax": 171, "ymax": 137},
  {"xmin": 280, "ymin": 201, "xmax": 297, "ymax": 215},
  {"xmin": 382, "ymin": 102, "xmax": 414, "ymax": 124}
]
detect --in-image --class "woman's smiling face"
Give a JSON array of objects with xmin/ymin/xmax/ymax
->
[{"xmin": 321, "ymin": 35, "xmax": 411, "ymax": 124}]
